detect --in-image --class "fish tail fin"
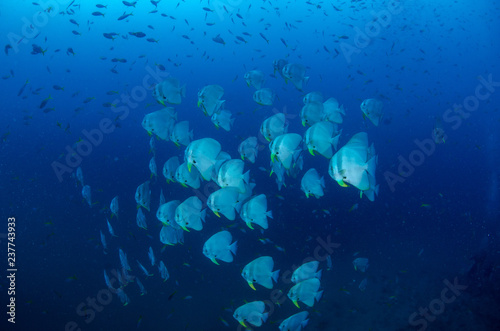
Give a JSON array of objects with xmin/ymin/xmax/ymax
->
[
  {"xmin": 304, "ymin": 76, "xmax": 310, "ymax": 86},
  {"xmin": 243, "ymin": 170, "xmax": 250, "ymax": 184},
  {"xmin": 266, "ymin": 210, "xmax": 273, "ymax": 219},
  {"xmin": 339, "ymin": 104, "xmax": 346, "ymax": 115},
  {"xmin": 261, "ymin": 312, "xmax": 269, "ymax": 323},
  {"xmin": 366, "ymin": 156, "xmax": 377, "ymax": 176},
  {"xmin": 271, "ymin": 269, "xmax": 280, "ymax": 283},
  {"xmin": 316, "ymin": 290, "xmax": 324, "ymax": 302},
  {"xmin": 189, "ymin": 130, "xmax": 194, "ymax": 140},
  {"xmin": 316, "ymin": 269, "xmax": 323, "ymax": 281},
  {"xmin": 180, "ymin": 84, "xmax": 186, "ymax": 97},
  {"xmin": 374, "ymin": 184, "xmax": 380, "ymax": 196},
  {"xmin": 229, "ymin": 241, "xmax": 238, "ymax": 255},
  {"xmin": 320, "ymin": 176, "xmax": 325, "ymax": 188},
  {"xmin": 200, "ymin": 208, "xmax": 207, "ymax": 222},
  {"xmin": 331, "ymin": 131, "xmax": 341, "ymax": 150},
  {"xmin": 234, "ymin": 201, "xmax": 243, "ymax": 214}
]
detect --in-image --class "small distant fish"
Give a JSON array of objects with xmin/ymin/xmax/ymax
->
[
  {"xmin": 39, "ymin": 95, "xmax": 53, "ymax": 109},
  {"xmin": 92, "ymin": 11, "xmax": 105, "ymax": 17},
  {"xmin": 31, "ymin": 44, "xmax": 47, "ymax": 55},
  {"xmin": 359, "ymin": 278, "xmax": 367, "ymax": 291},
  {"xmin": 118, "ymin": 12, "xmax": 133, "ymax": 20},
  {"xmin": 275, "ymin": 245, "xmax": 285, "ymax": 253},
  {"xmin": 259, "ymin": 32, "xmax": 269, "ymax": 43},
  {"xmin": 137, "ymin": 260, "xmax": 153, "ymax": 277},
  {"xmin": 348, "ymin": 203, "xmax": 359, "ymax": 212},
  {"xmin": 122, "ymin": 1, "xmax": 137, "ymax": 7},
  {"xmin": 340, "ymin": 287, "xmax": 351, "ymax": 295},
  {"xmin": 17, "ymin": 79, "xmax": 29, "ymax": 97},
  {"xmin": 4, "ymin": 44, "xmax": 13, "ymax": 55},
  {"xmin": 326, "ymin": 255, "xmax": 333, "ymax": 270},
  {"xmin": 219, "ymin": 317, "xmax": 229, "ymax": 327},
  {"xmin": 136, "ymin": 315, "xmax": 143, "ymax": 328},
  {"xmin": 129, "ymin": 31, "xmax": 146, "ymax": 38},
  {"xmin": 236, "ymin": 36, "xmax": 247, "ymax": 43},
  {"xmin": 107, "ymin": 219, "xmax": 117, "ymax": 237},
  {"xmin": 212, "ymin": 34, "xmax": 225, "ymax": 45},
  {"xmin": 65, "ymin": 275, "xmax": 78, "ymax": 282}
]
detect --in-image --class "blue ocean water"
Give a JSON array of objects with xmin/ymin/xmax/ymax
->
[{"xmin": 1, "ymin": 0, "xmax": 499, "ymax": 330}]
